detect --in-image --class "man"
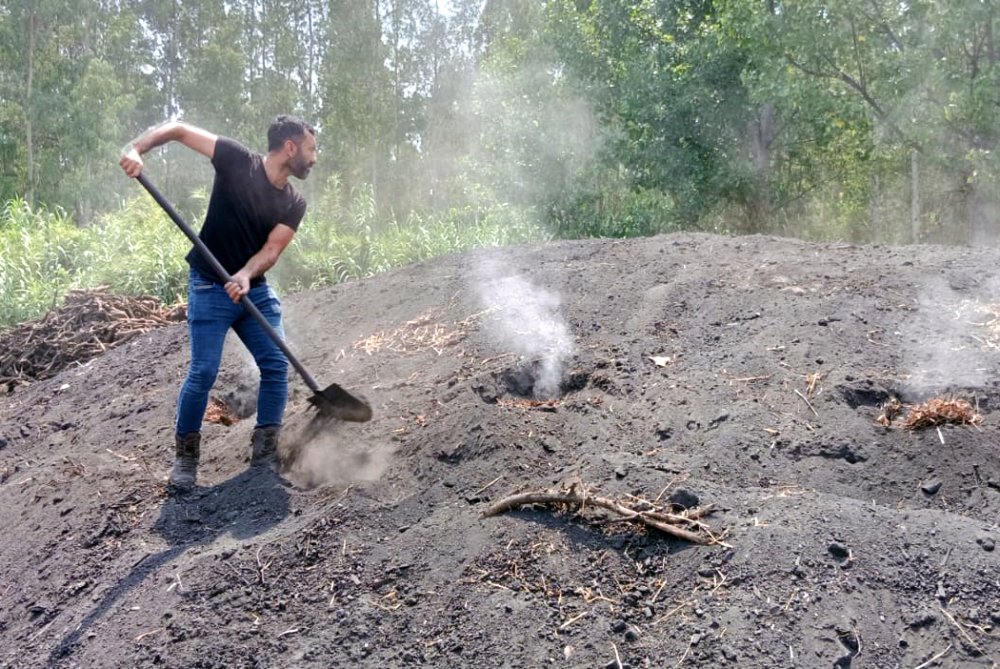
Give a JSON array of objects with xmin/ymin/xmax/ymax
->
[{"xmin": 119, "ymin": 115, "xmax": 317, "ymax": 490}]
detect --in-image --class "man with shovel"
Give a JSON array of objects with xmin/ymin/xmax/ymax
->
[{"xmin": 119, "ymin": 116, "xmax": 317, "ymax": 490}]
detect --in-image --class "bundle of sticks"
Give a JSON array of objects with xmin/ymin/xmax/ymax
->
[{"xmin": 0, "ymin": 287, "xmax": 183, "ymax": 391}]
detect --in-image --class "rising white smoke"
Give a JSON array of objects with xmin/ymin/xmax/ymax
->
[
  {"xmin": 475, "ymin": 264, "xmax": 574, "ymax": 398},
  {"xmin": 900, "ymin": 276, "xmax": 997, "ymax": 391}
]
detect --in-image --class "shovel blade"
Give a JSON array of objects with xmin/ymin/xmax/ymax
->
[{"xmin": 308, "ymin": 383, "xmax": 373, "ymax": 422}]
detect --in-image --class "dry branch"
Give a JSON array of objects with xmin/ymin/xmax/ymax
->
[
  {"xmin": 0, "ymin": 287, "xmax": 183, "ymax": 391},
  {"xmin": 483, "ymin": 485, "xmax": 721, "ymax": 545}
]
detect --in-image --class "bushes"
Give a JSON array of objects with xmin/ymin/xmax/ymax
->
[
  {"xmin": 78, "ymin": 195, "xmax": 191, "ymax": 306},
  {"xmin": 0, "ymin": 199, "xmax": 84, "ymax": 326},
  {"xmin": 0, "ymin": 196, "xmax": 189, "ymax": 327},
  {"xmin": 274, "ymin": 178, "xmax": 548, "ymax": 291},
  {"xmin": 550, "ymin": 186, "xmax": 679, "ymax": 239},
  {"xmin": 0, "ymin": 183, "xmax": 548, "ymax": 328}
]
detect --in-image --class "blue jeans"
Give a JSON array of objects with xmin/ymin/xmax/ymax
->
[{"xmin": 176, "ymin": 269, "xmax": 288, "ymax": 435}]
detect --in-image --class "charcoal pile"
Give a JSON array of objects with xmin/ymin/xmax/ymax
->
[{"xmin": 2, "ymin": 233, "xmax": 999, "ymax": 669}]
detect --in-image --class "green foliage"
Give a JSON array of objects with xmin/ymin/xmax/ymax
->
[
  {"xmin": 76, "ymin": 195, "xmax": 191, "ymax": 304},
  {"xmin": 5, "ymin": 0, "xmax": 1000, "ymax": 291},
  {"xmin": 0, "ymin": 172, "xmax": 548, "ymax": 328},
  {"xmin": 0, "ymin": 194, "xmax": 188, "ymax": 327},
  {"xmin": 0, "ymin": 199, "xmax": 83, "ymax": 325},
  {"xmin": 275, "ymin": 175, "xmax": 548, "ymax": 291},
  {"xmin": 555, "ymin": 188, "xmax": 679, "ymax": 239}
]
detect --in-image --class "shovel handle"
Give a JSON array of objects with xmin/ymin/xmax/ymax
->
[{"xmin": 135, "ymin": 173, "xmax": 322, "ymax": 394}]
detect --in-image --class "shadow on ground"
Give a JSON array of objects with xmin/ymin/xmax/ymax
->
[{"xmin": 49, "ymin": 467, "xmax": 289, "ymax": 663}]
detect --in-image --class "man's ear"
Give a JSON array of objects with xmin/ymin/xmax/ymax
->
[{"xmin": 284, "ymin": 138, "xmax": 297, "ymax": 156}]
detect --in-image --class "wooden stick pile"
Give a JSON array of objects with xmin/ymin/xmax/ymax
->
[
  {"xmin": 877, "ymin": 395, "xmax": 982, "ymax": 429},
  {"xmin": 0, "ymin": 287, "xmax": 184, "ymax": 391}
]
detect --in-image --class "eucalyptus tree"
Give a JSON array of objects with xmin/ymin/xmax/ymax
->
[
  {"xmin": 410, "ymin": 2, "xmax": 468, "ymax": 212},
  {"xmin": 543, "ymin": 0, "xmax": 762, "ymax": 231},
  {"xmin": 317, "ymin": 0, "xmax": 393, "ymax": 203},
  {"xmin": 719, "ymin": 0, "xmax": 1000, "ymax": 243},
  {"xmin": 0, "ymin": 0, "xmax": 151, "ymax": 219}
]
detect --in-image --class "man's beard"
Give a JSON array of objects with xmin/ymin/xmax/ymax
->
[{"xmin": 289, "ymin": 153, "xmax": 312, "ymax": 180}]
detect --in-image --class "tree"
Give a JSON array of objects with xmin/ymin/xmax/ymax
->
[{"xmin": 719, "ymin": 0, "xmax": 1000, "ymax": 242}]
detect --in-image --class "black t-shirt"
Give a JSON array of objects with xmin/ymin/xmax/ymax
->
[{"xmin": 186, "ymin": 137, "xmax": 307, "ymax": 286}]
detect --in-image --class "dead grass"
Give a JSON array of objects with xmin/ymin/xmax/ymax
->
[
  {"xmin": 900, "ymin": 397, "xmax": 982, "ymax": 430},
  {"xmin": 352, "ymin": 308, "xmax": 489, "ymax": 356}
]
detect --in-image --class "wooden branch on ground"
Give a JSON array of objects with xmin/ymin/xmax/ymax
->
[{"xmin": 482, "ymin": 485, "xmax": 723, "ymax": 546}]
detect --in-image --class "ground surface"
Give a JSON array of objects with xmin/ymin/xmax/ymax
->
[{"xmin": 2, "ymin": 232, "xmax": 999, "ymax": 669}]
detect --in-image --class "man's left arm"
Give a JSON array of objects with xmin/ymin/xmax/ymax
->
[{"xmin": 225, "ymin": 224, "xmax": 296, "ymax": 303}]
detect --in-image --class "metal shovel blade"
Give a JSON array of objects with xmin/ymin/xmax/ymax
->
[{"xmin": 308, "ymin": 383, "xmax": 373, "ymax": 422}]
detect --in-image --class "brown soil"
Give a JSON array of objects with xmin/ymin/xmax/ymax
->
[{"xmin": 2, "ymin": 232, "xmax": 999, "ymax": 669}]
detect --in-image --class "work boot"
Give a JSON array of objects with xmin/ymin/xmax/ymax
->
[
  {"xmin": 250, "ymin": 425, "xmax": 281, "ymax": 469},
  {"xmin": 169, "ymin": 432, "xmax": 201, "ymax": 491}
]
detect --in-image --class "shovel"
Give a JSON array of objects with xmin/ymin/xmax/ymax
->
[{"xmin": 135, "ymin": 172, "xmax": 372, "ymax": 423}]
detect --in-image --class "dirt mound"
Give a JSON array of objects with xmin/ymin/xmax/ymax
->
[{"xmin": 1, "ymin": 232, "xmax": 998, "ymax": 668}]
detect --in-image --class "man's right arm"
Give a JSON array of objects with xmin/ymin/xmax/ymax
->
[{"xmin": 119, "ymin": 122, "xmax": 218, "ymax": 178}]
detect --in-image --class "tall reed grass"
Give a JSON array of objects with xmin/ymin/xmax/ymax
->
[{"xmin": 0, "ymin": 180, "xmax": 548, "ymax": 328}]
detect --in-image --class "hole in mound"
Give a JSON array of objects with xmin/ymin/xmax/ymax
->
[
  {"xmin": 497, "ymin": 362, "xmax": 572, "ymax": 400},
  {"xmin": 498, "ymin": 365, "xmax": 539, "ymax": 398},
  {"xmin": 494, "ymin": 362, "xmax": 593, "ymax": 400},
  {"xmin": 838, "ymin": 379, "xmax": 995, "ymax": 413},
  {"xmin": 473, "ymin": 361, "xmax": 608, "ymax": 405},
  {"xmin": 836, "ymin": 382, "xmax": 891, "ymax": 409}
]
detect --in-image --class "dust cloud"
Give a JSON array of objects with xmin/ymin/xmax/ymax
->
[{"xmin": 279, "ymin": 414, "xmax": 391, "ymax": 488}]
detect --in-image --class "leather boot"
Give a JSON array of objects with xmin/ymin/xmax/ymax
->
[
  {"xmin": 170, "ymin": 432, "xmax": 201, "ymax": 490},
  {"xmin": 250, "ymin": 425, "xmax": 281, "ymax": 468}
]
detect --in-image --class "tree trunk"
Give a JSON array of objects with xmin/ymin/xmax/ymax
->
[
  {"xmin": 910, "ymin": 149, "xmax": 920, "ymax": 242},
  {"xmin": 745, "ymin": 103, "xmax": 775, "ymax": 233},
  {"xmin": 25, "ymin": 8, "xmax": 36, "ymax": 206},
  {"xmin": 371, "ymin": 0, "xmax": 381, "ymax": 199}
]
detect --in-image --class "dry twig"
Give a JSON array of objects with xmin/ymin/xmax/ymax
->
[
  {"xmin": 794, "ymin": 389, "xmax": 819, "ymax": 417},
  {"xmin": 938, "ymin": 606, "xmax": 994, "ymax": 663},
  {"xmin": 483, "ymin": 484, "xmax": 722, "ymax": 545},
  {"xmin": 611, "ymin": 643, "xmax": 623, "ymax": 669},
  {"xmin": 912, "ymin": 643, "xmax": 951, "ymax": 669}
]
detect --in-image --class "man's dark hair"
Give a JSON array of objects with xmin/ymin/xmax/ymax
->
[{"xmin": 267, "ymin": 115, "xmax": 315, "ymax": 152}]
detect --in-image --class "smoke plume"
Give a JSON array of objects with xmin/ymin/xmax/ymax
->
[
  {"xmin": 901, "ymin": 276, "xmax": 996, "ymax": 391},
  {"xmin": 474, "ymin": 264, "xmax": 574, "ymax": 398}
]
